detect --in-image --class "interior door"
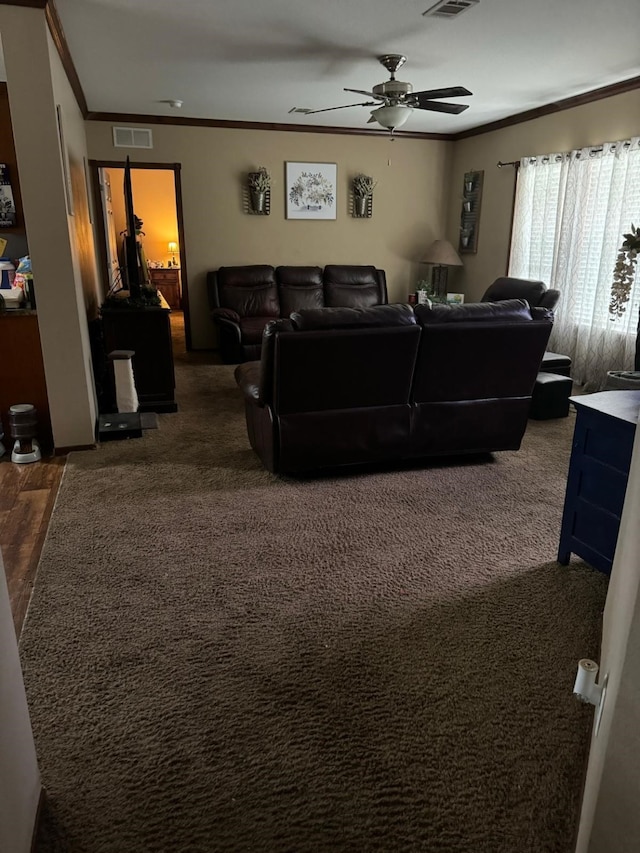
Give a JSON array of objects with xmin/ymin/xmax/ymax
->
[{"xmin": 98, "ymin": 167, "xmax": 121, "ymax": 292}]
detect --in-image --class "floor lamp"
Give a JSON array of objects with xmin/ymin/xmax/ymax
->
[{"xmin": 421, "ymin": 239, "xmax": 463, "ymax": 298}]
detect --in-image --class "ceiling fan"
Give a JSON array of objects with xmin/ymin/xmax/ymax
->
[{"xmin": 300, "ymin": 54, "xmax": 472, "ymax": 132}]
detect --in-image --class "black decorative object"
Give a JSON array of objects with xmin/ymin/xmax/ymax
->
[
  {"xmin": 123, "ymin": 157, "xmax": 142, "ymax": 298},
  {"xmin": 459, "ymin": 169, "xmax": 483, "ymax": 254}
]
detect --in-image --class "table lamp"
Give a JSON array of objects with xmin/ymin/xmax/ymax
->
[
  {"xmin": 168, "ymin": 241, "xmax": 178, "ymax": 267},
  {"xmin": 421, "ymin": 239, "xmax": 463, "ymax": 298}
]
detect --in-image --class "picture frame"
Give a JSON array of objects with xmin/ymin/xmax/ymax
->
[
  {"xmin": 0, "ymin": 163, "xmax": 17, "ymax": 227},
  {"xmin": 56, "ymin": 105, "xmax": 74, "ymax": 216},
  {"xmin": 446, "ymin": 293, "xmax": 465, "ymax": 304},
  {"xmin": 286, "ymin": 162, "xmax": 337, "ymax": 220}
]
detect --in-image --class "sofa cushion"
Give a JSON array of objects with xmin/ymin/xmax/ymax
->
[
  {"xmin": 280, "ymin": 286, "xmax": 325, "ymax": 315},
  {"xmin": 415, "ymin": 298, "xmax": 534, "ymax": 325},
  {"xmin": 323, "ymin": 265, "xmax": 382, "ymax": 309},
  {"xmin": 217, "ymin": 266, "xmax": 279, "ymax": 318},
  {"xmin": 291, "ymin": 304, "xmax": 416, "ymax": 331},
  {"xmin": 276, "ymin": 266, "xmax": 324, "ymax": 287}
]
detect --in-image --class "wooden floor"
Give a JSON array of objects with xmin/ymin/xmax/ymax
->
[{"xmin": 0, "ymin": 452, "xmax": 66, "ymax": 637}]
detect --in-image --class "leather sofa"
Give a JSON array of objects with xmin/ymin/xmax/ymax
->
[
  {"xmin": 234, "ymin": 300, "xmax": 553, "ymax": 475},
  {"xmin": 207, "ymin": 264, "xmax": 388, "ymax": 363}
]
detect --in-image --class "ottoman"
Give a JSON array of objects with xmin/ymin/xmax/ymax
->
[
  {"xmin": 541, "ymin": 351, "xmax": 572, "ymax": 377},
  {"xmin": 530, "ymin": 371, "xmax": 573, "ymax": 420}
]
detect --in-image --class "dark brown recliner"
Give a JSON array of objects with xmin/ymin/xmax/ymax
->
[
  {"xmin": 207, "ymin": 264, "xmax": 387, "ymax": 363},
  {"xmin": 234, "ymin": 300, "xmax": 553, "ymax": 474},
  {"xmin": 481, "ymin": 276, "xmax": 560, "ymax": 312},
  {"xmin": 411, "ymin": 300, "xmax": 553, "ymax": 455}
]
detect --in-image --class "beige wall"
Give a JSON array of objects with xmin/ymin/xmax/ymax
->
[
  {"xmin": 448, "ymin": 89, "xmax": 640, "ymax": 303},
  {"xmin": 86, "ymin": 123, "xmax": 452, "ymax": 348},
  {"xmin": 0, "ymin": 6, "xmax": 98, "ymax": 449}
]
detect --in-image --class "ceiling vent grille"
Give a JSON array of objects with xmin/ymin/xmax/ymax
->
[
  {"xmin": 112, "ymin": 126, "xmax": 153, "ymax": 149},
  {"xmin": 422, "ymin": 0, "xmax": 479, "ymax": 18}
]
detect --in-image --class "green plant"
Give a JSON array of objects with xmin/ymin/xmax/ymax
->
[
  {"xmin": 609, "ymin": 224, "xmax": 640, "ymax": 371},
  {"xmin": 352, "ymin": 173, "xmax": 377, "ymax": 198},
  {"xmin": 610, "ymin": 224, "xmax": 640, "ymax": 318},
  {"xmin": 247, "ymin": 167, "xmax": 271, "ymax": 193}
]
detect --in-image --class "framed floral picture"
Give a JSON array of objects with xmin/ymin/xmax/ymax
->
[{"xmin": 286, "ymin": 162, "xmax": 337, "ymax": 220}]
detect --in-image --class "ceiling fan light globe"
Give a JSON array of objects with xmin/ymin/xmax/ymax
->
[{"xmin": 370, "ymin": 105, "xmax": 413, "ymax": 130}]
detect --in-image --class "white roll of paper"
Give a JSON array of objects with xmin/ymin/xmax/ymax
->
[
  {"xmin": 573, "ymin": 658, "xmax": 599, "ymax": 699},
  {"xmin": 113, "ymin": 357, "xmax": 139, "ymax": 414}
]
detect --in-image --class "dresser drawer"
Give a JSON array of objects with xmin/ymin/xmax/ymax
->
[
  {"xmin": 149, "ymin": 269, "xmax": 180, "ymax": 285},
  {"xmin": 149, "ymin": 268, "xmax": 181, "ymax": 308}
]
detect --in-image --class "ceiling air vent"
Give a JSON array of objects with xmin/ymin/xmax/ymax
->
[
  {"xmin": 112, "ymin": 126, "xmax": 153, "ymax": 149},
  {"xmin": 422, "ymin": 0, "xmax": 479, "ymax": 18}
]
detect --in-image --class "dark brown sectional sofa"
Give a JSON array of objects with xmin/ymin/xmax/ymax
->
[
  {"xmin": 206, "ymin": 264, "xmax": 387, "ymax": 363},
  {"xmin": 234, "ymin": 300, "xmax": 554, "ymax": 475}
]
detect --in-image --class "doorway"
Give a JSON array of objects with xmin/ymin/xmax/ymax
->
[{"xmin": 90, "ymin": 160, "xmax": 191, "ymax": 354}]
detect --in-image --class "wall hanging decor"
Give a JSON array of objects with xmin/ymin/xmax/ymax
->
[
  {"xmin": 351, "ymin": 173, "xmax": 376, "ymax": 218},
  {"xmin": 0, "ymin": 164, "xmax": 16, "ymax": 227},
  {"xmin": 458, "ymin": 169, "xmax": 483, "ymax": 254},
  {"xmin": 286, "ymin": 162, "xmax": 337, "ymax": 220},
  {"xmin": 55, "ymin": 105, "xmax": 74, "ymax": 216},
  {"xmin": 246, "ymin": 166, "xmax": 271, "ymax": 215}
]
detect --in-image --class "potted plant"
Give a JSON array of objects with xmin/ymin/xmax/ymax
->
[
  {"xmin": 247, "ymin": 166, "xmax": 271, "ymax": 214},
  {"xmin": 607, "ymin": 223, "xmax": 640, "ymax": 385},
  {"xmin": 352, "ymin": 173, "xmax": 377, "ymax": 217}
]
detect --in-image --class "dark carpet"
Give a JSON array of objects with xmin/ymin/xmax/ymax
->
[{"xmin": 20, "ymin": 362, "xmax": 608, "ymax": 853}]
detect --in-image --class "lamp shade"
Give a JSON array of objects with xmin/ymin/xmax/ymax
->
[
  {"xmin": 370, "ymin": 105, "xmax": 413, "ymax": 130},
  {"xmin": 168, "ymin": 241, "xmax": 178, "ymax": 253},
  {"xmin": 421, "ymin": 239, "xmax": 463, "ymax": 267}
]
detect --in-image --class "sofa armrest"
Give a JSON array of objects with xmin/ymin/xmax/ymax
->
[
  {"xmin": 212, "ymin": 306, "xmax": 241, "ymax": 324},
  {"xmin": 234, "ymin": 362, "xmax": 263, "ymax": 405}
]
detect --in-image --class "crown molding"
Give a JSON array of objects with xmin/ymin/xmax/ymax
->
[
  {"xmin": 452, "ymin": 75, "xmax": 640, "ymax": 141},
  {"xmin": 45, "ymin": 0, "xmax": 88, "ymax": 116},
  {"xmin": 84, "ymin": 111, "xmax": 455, "ymax": 140}
]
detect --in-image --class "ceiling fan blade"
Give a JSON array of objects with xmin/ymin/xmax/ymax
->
[
  {"xmin": 411, "ymin": 86, "xmax": 472, "ymax": 102},
  {"xmin": 304, "ymin": 101, "xmax": 377, "ymax": 114},
  {"xmin": 414, "ymin": 101, "xmax": 470, "ymax": 114},
  {"xmin": 344, "ymin": 87, "xmax": 385, "ymax": 100}
]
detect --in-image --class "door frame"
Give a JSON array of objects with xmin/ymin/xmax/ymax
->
[{"xmin": 89, "ymin": 159, "xmax": 192, "ymax": 351}]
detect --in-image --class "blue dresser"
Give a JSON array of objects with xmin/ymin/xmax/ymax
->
[{"xmin": 558, "ymin": 390, "xmax": 639, "ymax": 575}]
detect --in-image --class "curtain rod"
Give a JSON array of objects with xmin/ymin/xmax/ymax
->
[{"xmin": 497, "ymin": 139, "xmax": 635, "ymax": 169}]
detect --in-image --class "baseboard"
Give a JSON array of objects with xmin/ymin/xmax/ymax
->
[{"xmin": 54, "ymin": 443, "xmax": 96, "ymax": 455}]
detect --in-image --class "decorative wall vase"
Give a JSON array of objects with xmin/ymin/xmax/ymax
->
[
  {"xmin": 250, "ymin": 190, "xmax": 266, "ymax": 214},
  {"xmin": 459, "ymin": 169, "xmax": 484, "ymax": 254},
  {"xmin": 246, "ymin": 168, "xmax": 271, "ymax": 215},
  {"xmin": 353, "ymin": 196, "xmax": 370, "ymax": 218}
]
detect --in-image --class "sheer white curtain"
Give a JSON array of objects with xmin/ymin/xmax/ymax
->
[{"xmin": 509, "ymin": 137, "xmax": 640, "ymax": 390}]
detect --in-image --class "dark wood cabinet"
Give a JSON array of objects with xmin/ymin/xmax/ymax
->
[
  {"xmin": 0, "ymin": 312, "xmax": 52, "ymax": 449},
  {"xmin": 149, "ymin": 268, "xmax": 181, "ymax": 309},
  {"xmin": 558, "ymin": 390, "xmax": 639, "ymax": 575},
  {"xmin": 101, "ymin": 307, "xmax": 177, "ymax": 413}
]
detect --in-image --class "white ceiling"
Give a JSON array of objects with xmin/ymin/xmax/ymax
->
[{"xmin": 45, "ymin": 0, "xmax": 640, "ymax": 133}]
